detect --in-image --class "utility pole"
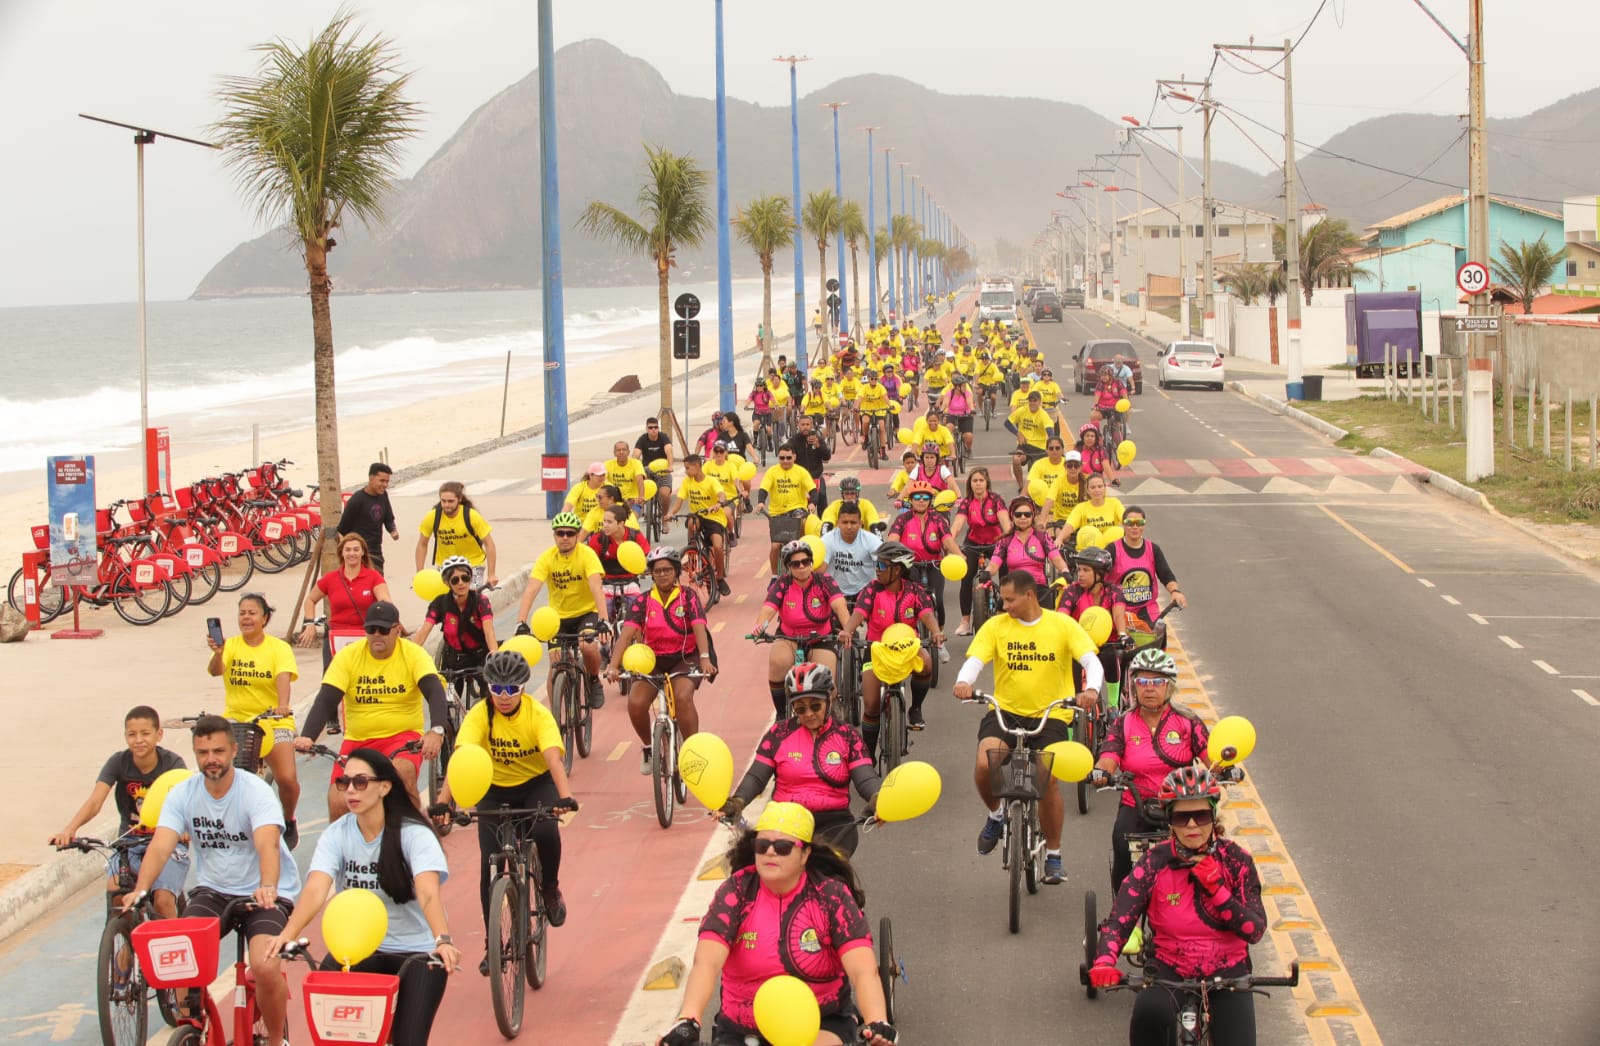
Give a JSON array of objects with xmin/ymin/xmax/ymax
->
[
  {"xmin": 1122, "ymin": 118, "xmax": 1186, "ymax": 333},
  {"xmin": 1157, "ymin": 77, "xmax": 1215, "ymax": 339},
  {"xmin": 823, "ymin": 101, "xmax": 848, "ymax": 337}
]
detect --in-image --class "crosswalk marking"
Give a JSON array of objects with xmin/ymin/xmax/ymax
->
[
  {"xmin": 1123, "ymin": 478, "xmax": 1188, "ymax": 496},
  {"xmin": 1123, "ymin": 459, "xmax": 1158, "ymax": 475},
  {"xmin": 1259, "ymin": 476, "xmax": 1313, "ymax": 495},
  {"xmin": 1326, "ymin": 476, "xmax": 1375, "ymax": 495},
  {"xmin": 1193, "ymin": 477, "xmax": 1251, "ymax": 495},
  {"xmin": 1186, "ymin": 458, "xmax": 1221, "ymax": 475},
  {"xmin": 1244, "ymin": 458, "xmax": 1281, "ymax": 474},
  {"xmin": 1306, "ymin": 457, "xmax": 1341, "ymax": 474}
]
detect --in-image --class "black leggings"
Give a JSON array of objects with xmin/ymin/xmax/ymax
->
[
  {"xmin": 1111, "ymin": 802, "xmax": 1159, "ymax": 893},
  {"xmin": 319, "ymin": 951, "xmax": 445, "ymax": 1046},
  {"xmin": 958, "ymin": 544, "xmax": 994, "ymax": 616},
  {"xmin": 477, "ymin": 775, "xmax": 562, "ymax": 922},
  {"xmin": 813, "ymin": 808, "xmax": 859, "ymax": 858},
  {"xmin": 1130, "ymin": 963, "xmax": 1257, "ymax": 1046},
  {"xmin": 914, "ymin": 563, "xmax": 947, "ymax": 627}
]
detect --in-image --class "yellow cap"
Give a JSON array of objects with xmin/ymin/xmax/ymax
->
[{"xmin": 752, "ymin": 801, "xmax": 815, "ymax": 843}]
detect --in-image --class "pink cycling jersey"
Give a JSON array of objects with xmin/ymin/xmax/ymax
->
[
  {"xmin": 754, "ymin": 719, "xmax": 872, "ymax": 812},
  {"xmin": 749, "ymin": 387, "xmax": 774, "ymax": 414},
  {"xmin": 1094, "ymin": 380, "xmax": 1126, "ymax": 411},
  {"xmin": 956, "ymin": 493, "xmax": 1006, "ymax": 546},
  {"xmin": 991, "ymin": 528, "xmax": 1058, "ymax": 585},
  {"xmin": 851, "ymin": 578, "xmax": 932, "ymax": 641},
  {"xmin": 699, "ymin": 867, "xmax": 872, "ymax": 1030},
  {"xmin": 623, "ymin": 584, "xmax": 705, "ymax": 656},
  {"xmin": 763, "ymin": 574, "xmax": 844, "ymax": 638},
  {"xmin": 1096, "ymin": 838, "xmax": 1264, "ymax": 977},
  {"xmin": 890, "ymin": 510, "xmax": 951, "ymax": 562},
  {"xmin": 1099, "ymin": 706, "xmax": 1210, "ymax": 809}
]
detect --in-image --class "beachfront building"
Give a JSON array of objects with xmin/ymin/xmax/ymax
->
[{"xmin": 1107, "ymin": 197, "xmax": 1278, "ymax": 311}]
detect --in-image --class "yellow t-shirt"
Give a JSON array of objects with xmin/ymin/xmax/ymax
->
[
  {"xmin": 924, "ymin": 363, "xmax": 953, "ymax": 391},
  {"xmin": 677, "ymin": 474, "xmax": 729, "ymax": 525},
  {"xmin": 859, "ymin": 383, "xmax": 891, "ymax": 414},
  {"xmin": 1028, "ymin": 457, "xmax": 1068, "ymax": 498},
  {"xmin": 800, "ymin": 393, "xmax": 829, "ymax": 417},
  {"xmin": 457, "ymin": 697, "xmax": 563, "ymax": 786},
  {"xmin": 1010, "ymin": 388, "xmax": 1033, "ymax": 412},
  {"xmin": 1009, "ymin": 406, "xmax": 1052, "ymax": 450},
  {"xmin": 703, "ymin": 459, "xmax": 741, "ymax": 500},
  {"xmin": 220, "ymin": 634, "xmax": 298, "ymax": 721},
  {"xmin": 977, "ymin": 364, "xmax": 1005, "ymax": 387},
  {"xmin": 821, "ymin": 497, "xmax": 881, "ymax": 529},
  {"xmin": 967, "ymin": 611, "xmax": 1097, "ymax": 720},
  {"xmin": 759, "ymin": 464, "xmax": 816, "ymax": 515},
  {"xmin": 838, "ymin": 377, "xmax": 862, "ymax": 402},
  {"xmin": 605, "ymin": 458, "xmax": 647, "ymax": 501},
  {"xmin": 1049, "ymin": 474, "xmax": 1085, "ymax": 522},
  {"xmin": 530, "ymin": 544, "xmax": 604, "ymax": 618},
  {"xmin": 1034, "ymin": 380, "xmax": 1064, "ymax": 409},
  {"xmin": 418, "ymin": 506, "xmax": 491, "ymax": 567},
  {"xmin": 910, "ymin": 420, "xmax": 954, "ymax": 457},
  {"xmin": 581, "ymin": 505, "xmax": 640, "ymax": 533},
  {"xmin": 1067, "ymin": 497, "xmax": 1126, "ymax": 534},
  {"xmin": 564, "ymin": 482, "xmax": 604, "ymax": 519},
  {"xmin": 323, "ymin": 639, "xmax": 440, "ymax": 740},
  {"xmin": 889, "ymin": 467, "xmax": 916, "ymax": 495}
]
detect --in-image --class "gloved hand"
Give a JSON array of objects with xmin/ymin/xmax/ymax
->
[
  {"xmin": 1221, "ymin": 764, "xmax": 1246, "ymax": 783},
  {"xmin": 1088, "ymin": 769, "xmax": 1110, "ymax": 788},
  {"xmin": 426, "ymin": 803, "xmax": 451, "ymax": 819},
  {"xmin": 975, "ymin": 568, "xmax": 992, "ymax": 585},
  {"xmin": 718, "ymin": 796, "xmax": 746, "ymax": 822},
  {"xmin": 863, "ymin": 1019, "xmax": 899, "ymax": 1043},
  {"xmin": 658, "ymin": 1017, "xmax": 700, "ymax": 1046},
  {"xmin": 515, "ymin": 621, "xmax": 532, "ymax": 637},
  {"xmin": 552, "ymin": 796, "xmax": 580, "ymax": 814},
  {"xmin": 862, "ymin": 796, "xmax": 879, "ymax": 821},
  {"xmin": 1089, "ymin": 960, "xmax": 1124, "ymax": 988},
  {"xmin": 1190, "ymin": 854, "xmax": 1225, "ymax": 896},
  {"xmin": 1120, "ymin": 634, "xmax": 1137, "ymax": 651}
]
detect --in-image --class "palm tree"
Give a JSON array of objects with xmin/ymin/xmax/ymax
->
[
  {"xmin": 734, "ymin": 193, "xmax": 794, "ymax": 376},
  {"xmin": 919, "ymin": 238, "xmax": 946, "ymax": 304},
  {"xmin": 1273, "ymin": 218, "xmax": 1370, "ymax": 304},
  {"xmin": 580, "ymin": 145, "xmax": 712, "ymax": 423},
  {"xmin": 1219, "ymin": 262, "xmax": 1271, "ymax": 306},
  {"xmin": 890, "ymin": 214, "xmax": 922, "ymax": 317},
  {"xmin": 801, "ymin": 191, "xmax": 843, "ymax": 334},
  {"xmin": 1491, "ymin": 234, "xmax": 1566, "ymax": 314},
  {"xmin": 213, "ymin": 12, "xmax": 420, "ymax": 567},
  {"xmin": 839, "ymin": 200, "xmax": 866, "ymax": 335},
  {"xmin": 873, "ymin": 226, "xmax": 891, "ymax": 317},
  {"xmin": 944, "ymin": 245, "xmax": 974, "ymax": 285}
]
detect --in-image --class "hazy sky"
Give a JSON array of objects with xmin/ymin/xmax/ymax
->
[{"xmin": 2, "ymin": 0, "xmax": 1596, "ymax": 307}]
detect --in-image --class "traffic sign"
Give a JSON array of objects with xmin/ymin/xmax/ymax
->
[
  {"xmin": 1454, "ymin": 315, "xmax": 1500, "ymax": 334},
  {"xmin": 673, "ymin": 292, "xmax": 701, "ymax": 319},
  {"xmin": 826, "ymin": 278, "xmax": 840, "ymax": 293},
  {"xmin": 1456, "ymin": 261, "xmax": 1489, "ymax": 296},
  {"xmin": 672, "ymin": 319, "xmax": 701, "ymax": 359}
]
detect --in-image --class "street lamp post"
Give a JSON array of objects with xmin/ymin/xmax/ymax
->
[
  {"xmin": 860, "ymin": 125, "xmax": 880, "ymax": 328},
  {"xmin": 1123, "ymin": 116, "xmax": 1187, "ymax": 333},
  {"xmin": 714, "ymin": 0, "xmax": 734, "ymax": 412},
  {"xmin": 823, "ymin": 102, "xmax": 848, "ymax": 339},
  {"xmin": 775, "ymin": 56, "xmax": 811, "ymax": 377},
  {"xmin": 898, "ymin": 162, "xmax": 911, "ymax": 320},
  {"xmin": 883, "ymin": 145, "xmax": 895, "ymax": 322}
]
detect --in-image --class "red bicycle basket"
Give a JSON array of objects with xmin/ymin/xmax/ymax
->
[
  {"xmin": 30, "ymin": 525, "xmax": 49, "ymax": 550},
  {"xmin": 176, "ymin": 486, "xmax": 196, "ymax": 511},
  {"xmin": 301, "ymin": 971, "xmax": 399, "ymax": 1046},
  {"xmin": 131, "ymin": 917, "xmax": 220, "ymax": 989}
]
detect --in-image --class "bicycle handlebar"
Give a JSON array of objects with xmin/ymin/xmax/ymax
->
[
  {"xmin": 960, "ymin": 691, "xmax": 1077, "ymax": 737},
  {"xmin": 1078, "ymin": 960, "xmax": 1300, "ymax": 992}
]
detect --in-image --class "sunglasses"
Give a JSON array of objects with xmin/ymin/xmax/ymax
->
[
  {"xmin": 554, "ymin": 529, "xmax": 579, "ymax": 538},
  {"xmin": 1124, "ymin": 519, "xmax": 1146, "ymax": 526},
  {"xmin": 1066, "ymin": 462, "xmax": 1083, "ymax": 468},
  {"xmin": 787, "ymin": 558, "xmax": 813, "ymax": 567},
  {"xmin": 910, "ymin": 494, "xmax": 933, "ymax": 502},
  {"xmin": 1169, "ymin": 808, "xmax": 1215, "ymax": 827},
  {"xmin": 778, "ymin": 457, "xmax": 795, "ymax": 462},
  {"xmin": 791, "ymin": 699, "xmax": 829, "ymax": 715},
  {"xmin": 488, "ymin": 683, "xmax": 526, "ymax": 698},
  {"xmin": 753, "ymin": 837, "xmax": 803, "ymax": 856},
  {"xmin": 874, "ymin": 562, "xmax": 895, "ymax": 571},
  {"xmin": 1012, "ymin": 511, "xmax": 1033, "ymax": 519},
  {"xmin": 364, "ymin": 623, "xmax": 395, "ymax": 635},
  {"xmin": 333, "ymin": 774, "xmax": 376, "ymax": 792},
  {"xmin": 447, "ymin": 574, "xmax": 472, "ymax": 585},
  {"xmin": 1131, "ymin": 674, "xmax": 1171, "ymax": 687}
]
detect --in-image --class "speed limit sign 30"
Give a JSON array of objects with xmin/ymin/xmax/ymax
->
[{"xmin": 1457, "ymin": 261, "xmax": 1489, "ymax": 296}]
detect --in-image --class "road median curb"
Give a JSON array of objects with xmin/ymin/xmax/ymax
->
[{"xmin": 0, "ymin": 830, "xmax": 110, "ymax": 946}]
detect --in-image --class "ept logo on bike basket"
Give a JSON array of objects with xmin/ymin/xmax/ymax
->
[
  {"xmin": 148, "ymin": 935, "xmax": 199, "ymax": 981},
  {"xmin": 309, "ymin": 991, "xmax": 392, "ymax": 1043}
]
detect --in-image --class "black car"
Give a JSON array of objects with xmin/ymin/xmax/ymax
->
[
  {"xmin": 1061, "ymin": 287, "xmax": 1086, "ymax": 308},
  {"xmin": 1031, "ymin": 292, "xmax": 1063, "ymax": 322}
]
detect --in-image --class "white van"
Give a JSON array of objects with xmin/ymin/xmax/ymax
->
[{"xmin": 977, "ymin": 280, "xmax": 1017, "ymax": 325}]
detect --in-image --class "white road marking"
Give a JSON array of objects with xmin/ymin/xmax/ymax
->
[
  {"xmin": 1441, "ymin": 595, "xmax": 1460, "ymax": 605},
  {"xmin": 1243, "ymin": 457, "xmax": 1281, "ymax": 474},
  {"xmin": 1498, "ymin": 635, "xmax": 1523, "ymax": 649},
  {"xmin": 1305, "ymin": 457, "xmax": 1342, "ymax": 474},
  {"xmin": 1468, "ymin": 613, "xmax": 1489, "ymax": 625},
  {"xmin": 1574, "ymin": 689, "xmax": 1600, "ymax": 707},
  {"xmin": 1418, "ymin": 578, "xmax": 1436, "ymax": 588},
  {"xmin": 1186, "ymin": 458, "xmax": 1221, "ymax": 475},
  {"xmin": 1533, "ymin": 660, "xmax": 1559, "ymax": 675}
]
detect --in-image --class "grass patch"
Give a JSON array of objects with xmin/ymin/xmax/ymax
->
[{"xmin": 1300, "ymin": 395, "xmax": 1600, "ymax": 524}]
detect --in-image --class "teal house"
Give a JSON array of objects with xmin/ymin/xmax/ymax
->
[{"xmin": 1351, "ymin": 193, "xmax": 1565, "ymax": 309}]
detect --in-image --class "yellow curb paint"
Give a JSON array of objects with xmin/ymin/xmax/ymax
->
[
  {"xmin": 642, "ymin": 956, "xmax": 686, "ymax": 991},
  {"xmin": 698, "ymin": 854, "xmax": 731, "ymax": 881},
  {"xmin": 711, "ymin": 621, "xmax": 726, "ymax": 634},
  {"xmin": 606, "ymin": 742, "xmax": 631, "ymax": 762}
]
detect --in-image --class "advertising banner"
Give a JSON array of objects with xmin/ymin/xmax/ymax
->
[{"xmin": 48, "ymin": 456, "xmax": 98, "ymax": 588}]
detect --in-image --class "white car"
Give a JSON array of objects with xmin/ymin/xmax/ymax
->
[{"xmin": 1156, "ymin": 341, "xmax": 1226, "ymax": 390}]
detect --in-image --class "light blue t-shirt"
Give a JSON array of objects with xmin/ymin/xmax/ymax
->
[
  {"xmin": 158, "ymin": 772, "xmax": 300, "ymax": 900},
  {"xmin": 824, "ymin": 528, "xmax": 882, "ymax": 598},
  {"xmin": 310, "ymin": 816, "xmax": 449, "ymax": 954}
]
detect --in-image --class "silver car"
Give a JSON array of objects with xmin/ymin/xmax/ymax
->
[{"xmin": 1156, "ymin": 341, "xmax": 1226, "ymax": 390}]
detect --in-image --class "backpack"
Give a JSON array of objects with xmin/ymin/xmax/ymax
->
[{"xmin": 430, "ymin": 504, "xmax": 484, "ymax": 562}]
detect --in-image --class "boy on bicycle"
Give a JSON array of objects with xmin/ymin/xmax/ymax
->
[{"xmin": 51, "ymin": 705, "xmax": 189, "ymax": 917}]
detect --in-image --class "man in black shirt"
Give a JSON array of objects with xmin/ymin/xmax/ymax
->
[
  {"xmin": 336, "ymin": 462, "xmax": 400, "ymax": 574},
  {"xmin": 634, "ymin": 417, "xmax": 674, "ymax": 528},
  {"xmin": 783, "ymin": 414, "xmax": 831, "ymax": 510}
]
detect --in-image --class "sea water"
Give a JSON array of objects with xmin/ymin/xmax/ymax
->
[{"xmin": 0, "ymin": 278, "xmax": 771, "ymax": 477}]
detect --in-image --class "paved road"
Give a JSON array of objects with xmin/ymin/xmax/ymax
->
[{"xmin": 7, "ymin": 300, "xmax": 1599, "ymax": 1045}]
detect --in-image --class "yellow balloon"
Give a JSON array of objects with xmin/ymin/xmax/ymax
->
[
  {"xmin": 446, "ymin": 744, "xmax": 494, "ymax": 807},
  {"xmin": 678, "ymin": 732, "xmax": 734, "ymax": 809},
  {"xmin": 529, "ymin": 605, "xmax": 561, "ymax": 642},
  {"xmin": 881, "ymin": 622, "xmax": 918, "ymax": 648},
  {"xmin": 622, "ymin": 643, "xmax": 658, "ymax": 675},
  {"xmin": 753, "ymin": 975, "xmax": 821, "ymax": 1046},
  {"xmin": 1027, "ymin": 479, "xmax": 1048, "ymax": 506},
  {"xmin": 803, "ymin": 514, "xmax": 822, "ymax": 537},
  {"xmin": 322, "ymin": 888, "xmax": 389, "ymax": 969},
  {"xmin": 728, "ymin": 452, "xmax": 747, "ymax": 468},
  {"xmin": 737, "ymin": 461, "xmax": 758, "ymax": 482},
  {"xmin": 1115, "ymin": 397, "xmax": 1132, "ymax": 414},
  {"xmin": 1078, "ymin": 605, "xmax": 1113, "ymax": 646},
  {"xmin": 802, "ymin": 533, "xmax": 826, "ymax": 566},
  {"xmin": 1208, "ymin": 716, "xmax": 1258, "ymax": 766},
  {"xmin": 617, "ymin": 539, "xmax": 648, "ymax": 575},
  {"xmin": 897, "ymin": 427, "xmax": 915, "ymax": 446},
  {"xmin": 411, "ymin": 568, "xmax": 447, "ymax": 602},
  {"xmin": 138, "ymin": 768, "xmax": 193, "ymax": 830},
  {"xmin": 643, "ymin": 478, "xmax": 658, "ymax": 500},
  {"xmin": 648, "ymin": 458, "xmax": 671, "ymax": 474},
  {"xmin": 1117, "ymin": 440, "xmax": 1137, "ymax": 467},
  {"xmin": 1075, "ymin": 525, "xmax": 1102, "ymax": 551},
  {"xmin": 256, "ymin": 723, "xmax": 276, "ymax": 760},
  {"xmin": 499, "ymin": 634, "xmax": 544, "ymax": 667},
  {"xmin": 933, "ymin": 489, "xmax": 958, "ymax": 511},
  {"xmin": 1044, "ymin": 740, "xmax": 1095, "ymax": 783},
  {"xmin": 888, "ymin": 400, "xmax": 902, "ymax": 414},
  {"xmin": 1099, "ymin": 525, "xmax": 1124, "ymax": 548},
  {"xmin": 875, "ymin": 760, "xmax": 943, "ymax": 822},
  {"xmin": 939, "ymin": 553, "xmax": 967, "ymax": 581}
]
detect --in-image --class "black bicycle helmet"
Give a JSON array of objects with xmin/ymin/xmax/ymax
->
[
  {"xmin": 483, "ymin": 651, "xmax": 532, "ymax": 688},
  {"xmin": 839, "ymin": 476, "xmax": 861, "ymax": 494},
  {"xmin": 1072, "ymin": 545, "xmax": 1113, "ymax": 577},
  {"xmin": 874, "ymin": 540, "xmax": 916, "ymax": 570}
]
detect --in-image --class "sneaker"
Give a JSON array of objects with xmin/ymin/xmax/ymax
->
[
  {"xmin": 640, "ymin": 746, "xmax": 653, "ymax": 775},
  {"xmin": 1042, "ymin": 854, "xmax": 1064, "ymax": 885},
  {"xmin": 977, "ymin": 814, "xmax": 1005, "ymax": 855},
  {"xmin": 908, "ymin": 706, "xmax": 926, "ymax": 731},
  {"xmin": 938, "ymin": 644, "xmax": 951, "ymax": 664},
  {"xmin": 718, "ymin": 578, "xmax": 732, "ymax": 597},
  {"xmin": 479, "ymin": 952, "xmax": 492, "ymax": 976},
  {"xmin": 283, "ymin": 818, "xmax": 299, "ymax": 851},
  {"xmin": 587, "ymin": 674, "xmax": 605, "ymax": 710},
  {"xmin": 543, "ymin": 887, "xmax": 567, "ymax": 928},
  {"xmin": 955, "ymin": 619, "xmax": 973, "ymax": 637}
]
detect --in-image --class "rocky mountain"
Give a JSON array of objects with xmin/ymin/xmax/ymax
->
[{"xmin": 191, "ymin": 40, "xmax": 1599, "ymax": 298}]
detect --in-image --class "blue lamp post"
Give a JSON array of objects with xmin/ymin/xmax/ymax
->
[
  {"xmin": 775, "ymin": 55, "xmax": 810, "ymax": 377},
  {"xmin": 883, "ymin": 146, "xmax": 895, "ymax": 322},
  {"xmin": 824, "ymin": 102, "xmax": 848, "ymax": 339},
  {"xmin": 536, "ymin": 0, "xmax": 567, "ymax": 518},
  {"xmin": 862, "ymin": 126, "xmax": 879, "ymax": 327},
  {"xmin": 713, "ymin": 0, "xmax": 734, "ymax": 412}
]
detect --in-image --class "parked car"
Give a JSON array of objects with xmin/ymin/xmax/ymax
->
[
  {"xmin": 1060, "ymin": 287, "xmax": 1086, "ymax": 308},
  {"xmin": 1073, "ymin": 339, "xmax": 1143, "ymax": 394},
  {"xmin": 1031, "ymin": 292, "xmax": 1063, "ymax": 321},
  {"xmin": 1156, "ymin": 340, "xmax": 1226, "ymax": 390}
]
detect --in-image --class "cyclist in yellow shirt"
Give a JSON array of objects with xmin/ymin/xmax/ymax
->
[
  {"xmin": 857, "ymin": 371, "xmax": 893, "ymax": 455},
  {"xmin": 564, "ymin": 463, "xmax": 608, "ymax": 521},
  {"xmin": 757, "ymin": 451, "xmax": 818, "ymax": 573},
  {"xmin": 1007, "ymin": 391, "xmax": 1055, "ymax": 492},
  {"xmin": 208, "ymin": 593, "xmax": 301, "ymax": 842},
  {"xmin": 1009, "ymin": 373, "xmax": 1037, "ymax": 413},
  {"xmin": 909, "ymin": 408, "xmax": 956, "ymax": 461},
  {"xmin": 976, "ymin": 354, "xmax": 1007, "ymax": 420},
  {"xmin": 952, "ymin": 572, "xmax": 1102, "ymax": 882},
  {"xmin": 606, "ymin": 441, "xmax": 648, "ymax": 508},
  {"xmin": 668, "ymin": 454, "xmax": 732, "ymax": 596},
  {"xmin": 820, "ymin": 477, "xmax": 882, "ymax": 531},
  {"xmin": 516, "ymin": 513, "xmax": 612, "ymax": 706},
  {"xmin": 888, "ymin": 450, "xmax": 918, "ymax": 497},
  {"xmin": 924, "ymin": 356, "xmax": 954, "ymax": 400},
  {"xmin": 1034, "ymin": 368, "xmax": 1064, "ymax": 417}
]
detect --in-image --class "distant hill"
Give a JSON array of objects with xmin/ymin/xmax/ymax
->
[{"xmin": 191, "ymin": 40, "xmax": 1599, "ymax": 298}]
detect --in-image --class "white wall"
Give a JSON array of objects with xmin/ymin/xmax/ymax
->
[{"xmin": 1222, "ymin": 288, "xmax": 1352, "ymax": 366}]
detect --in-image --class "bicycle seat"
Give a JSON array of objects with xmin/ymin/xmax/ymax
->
[
  {"xmin": 244, "ymin": 499, "xmax": 279, "ymax": 509},
  {"xmin": 288, "ymin": 488, "xmax": 304, "ymax": 498}
]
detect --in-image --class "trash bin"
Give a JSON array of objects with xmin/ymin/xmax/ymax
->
[
  {"xmin": 1285, "ymin": 381, "xmax": 1305, "ymax": 401},
  {"xmin": 1302, "ymin": 375, "xmax": 1324, "ymax": 401}
]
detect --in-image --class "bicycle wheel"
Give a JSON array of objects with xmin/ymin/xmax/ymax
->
[
  {"xmin": 550, "ymin": 669, "xmax": 577, "ymax": 774},
  {"xmin": 576, "ymin": 677, "xmax": 595, "ymax": 760},
  {"xmin": 166, "ymin": 1026, "xmax": 203, "ymax": 1046},
  {"xmin": 651, "ymin": 717, "xmax": 675, "ymax": 828},
  {"xmin": 1007, "ymin": 801, "xmax": 1025, "ymax": 934},
  {"xmin": 7, "ymin": 566, "xmax": 66, "ymax": 624},
  {"xmin": 672, "ymin": 724, "xmax": 688, "ymax": 805},
  {"xmin": 109, "ymin": 578, "xmax": 171, "ymax": 626},
  {"xmin": 879, "ymin": 689, "xmax": 903, "ymax": 773},
  {"xmin": 214, "ymin": 550, "xmax": 255, "ymax": 593},
  {"xmin": 972, "ymin": 582, "xmax": 991, "ymax": 634},
  {"xmin": 159, "ymin": 570, "xmax": 191, "ymax": 618},
  {"xmin": 867, "ymin": 420, "xmax": 880, "ymax": 470},
  {"xmin": 526, "ymin": 867, "xmax": 549, "ymax": 990},
  {"xmin": 487, "ymin": 875, "xmax": 526, "ymax": 1038},
  {"xmin": 96, "ymin": 913, "xmax": 148, "ymax": 1046},
  {"xmin": 184, "ymin": 561, "xmax": 221, "ymax": 606},
  {"xmin": 1024, "ymin": 806, "xmax": 1041, "ymax": 895},
  {"xmin": 1074, "ymin": 716, "xmax": 1095, "ymax": 816},
  {"xmin": 877, "ymin": 916, "xmax": 898, "ymax": 1025},
  {"xmin": 1082, "ymin": 890, "xmax": 1100, "ymax": 999}
]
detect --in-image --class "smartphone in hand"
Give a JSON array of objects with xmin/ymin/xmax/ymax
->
[{"xmin": 206, "ymin": 617, "xmax": 225, "ymax": 647}]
